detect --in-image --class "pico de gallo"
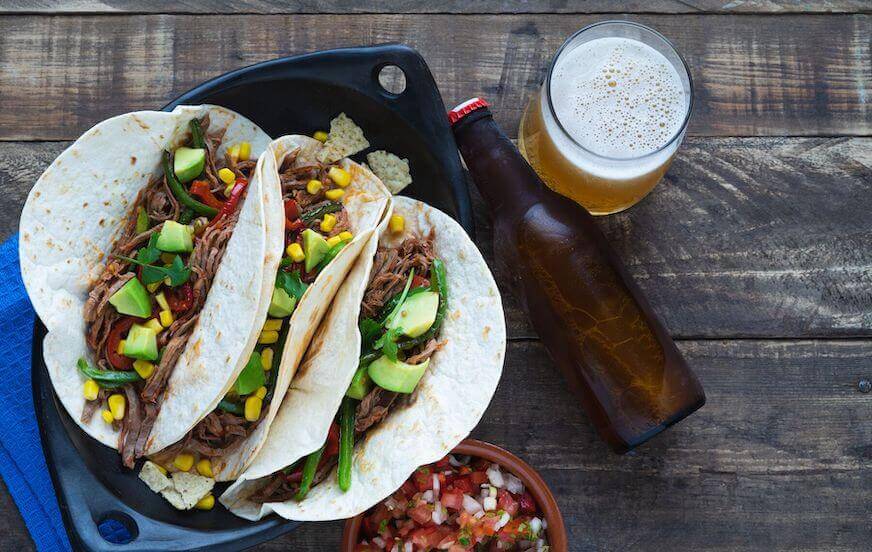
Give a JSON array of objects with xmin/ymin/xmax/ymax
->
[{"xmin": 356, "ymin": 454, "xmax": 550, "ymax": 552}]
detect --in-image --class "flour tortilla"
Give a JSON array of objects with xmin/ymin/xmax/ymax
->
[
  {"xmin": 19, "ymin": 105, "xmax": 280, "ymax": 451},
  {"xmin": 202, "ymin": 135, "xmax": 392, "ymax": 481},
  {"xmin": 221, "ymin": 196, "xmax": 506, "ymax": 521}
]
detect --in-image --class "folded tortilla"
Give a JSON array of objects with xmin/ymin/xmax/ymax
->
[
  {"xmin": 221, "ymin": 196, "xmax": 506, "ymax": 520},
  {"xmin": 19, "ymin": 105, "xmax": 279, "ymax": 451}
]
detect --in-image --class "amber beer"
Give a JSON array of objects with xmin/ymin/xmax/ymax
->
[
  {"xmin": 450, "ymin": 98, "xmax": 704, "ymax": 453},
  {"xmin": 519, "ymin": 21, "xmax": 693, "ymax": 214}
]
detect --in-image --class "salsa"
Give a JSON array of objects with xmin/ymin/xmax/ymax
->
[{"xmin": 356, "ymin": 454, "xmax": 549, "ymax": 552}]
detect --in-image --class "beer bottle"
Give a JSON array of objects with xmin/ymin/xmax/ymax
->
[{"xmin": 449, "ymin": 98, "xmax": 705, "ymax": 452}]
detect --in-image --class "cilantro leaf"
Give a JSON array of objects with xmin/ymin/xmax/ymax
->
[
  {"xmin": 115, "ymin": 253, "xmax": 191, "ymax": 286},
  {"xmin": 359, "ymin": 318, "xmax": 382, "ymax": 354},
  {"xmin": 374, "ymin": 326, "xmax": 403, "ymax": 362},
  {"xmin": 135, "ymin": 233, "xmax": 161, "ymax": 265},
  {"xmin": 235, "ymin": 351, "xmax": 265, "ymax": 396},
  {"xmin": 276, "ymin": 271, "xmax": 308, "ymax": 302},
  {"xmin": 383, "ymin": 269, "xmax": 414, "ymax": 327}
]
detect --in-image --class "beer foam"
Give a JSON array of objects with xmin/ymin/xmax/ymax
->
[{"xmin": 550, "ymin": 37, "xmax": 686, "ymax": 159}]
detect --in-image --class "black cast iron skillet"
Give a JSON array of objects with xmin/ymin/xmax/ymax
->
[{"xmin": 32, "ymin": 43, "xmax": 472, "ymax": 551}]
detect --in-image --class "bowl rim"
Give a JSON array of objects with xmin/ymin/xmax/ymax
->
[{"xmin": 341, "ymin": 438, "xmax": 568, "ymax": 551}]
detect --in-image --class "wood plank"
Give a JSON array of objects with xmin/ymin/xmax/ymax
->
[
  {"xmin": 2, "ymin": 339, "xmax": 868, "ymax": 550},
  {"xmin": 1, "ymin": 1, "xmax": 868, "ymax": 15},
  {"xmin": 0, "ymin": 14, "xmax": 868, "ymax": 140},
  {"xmin": 3, "ymin": 137, "xmax": 870, "ymax": 339}
]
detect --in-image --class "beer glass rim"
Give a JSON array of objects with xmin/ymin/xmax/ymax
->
[{"xmin": 545, "ymin": 20, "xmax": 694, "ymax": 163}]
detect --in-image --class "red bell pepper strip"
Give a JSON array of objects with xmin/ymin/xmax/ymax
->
[
  {"xmin": 284, "ymin": 199, "xmax": 300, "ymax": 221},
  {"xmin": 106, "ymin": 317, "xmax": 135, "ymax": 370},
  {"xmin": 189, "ymin": 180, "xmax": 225, "ymax": 210},
  {"xmin": 210, "ymin": 177, "xmax": 248, "ymax": 226}
]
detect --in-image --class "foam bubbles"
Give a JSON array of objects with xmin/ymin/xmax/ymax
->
[{"xmin": 550, "ymin": 37, "xmax": 686, "ymax": 159}]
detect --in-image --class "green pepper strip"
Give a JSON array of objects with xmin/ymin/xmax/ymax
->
[
  {"xmin": 300, "ymin": 201, "xmax": 343, "ymax": 223},
  {"xmin": 314, "ymin": 240, "xmax": 348, "ymax": 273},
  {"xmin": 263, "ymin": 324, "xmax": 289, "ymax": 403},
  {"xmin": 77, "ymin": 357, "xmax": 142, "ymax": 388},
  {"xmin": 217, "ymin": 399, "xmax": 244, "ymax": 415},
  {"xmin": 295, "ymin": 444, "xmax": 325, "ymax": 501},
  {"xmin": 189, "ymin": 118, "xmax": 206, "ymax": 149},
  {"xmin": 162, "ymin": 151, "xmax": 218, "ymax": 217},
  {"xmin": 397, "ymin": 258, "xmax": 448, "ymax": 350},
  {"xmin": 178, "ymin": 208, "xmax": 195, "ymax": 225},
  {"xmin": 338, "ymin": 396, "xmax": 356, "ymax": 492}
]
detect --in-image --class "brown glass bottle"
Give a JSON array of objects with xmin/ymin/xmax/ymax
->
[{"xmin": 450, "ymin": 99, "xmax": 705, "ymax": 452}]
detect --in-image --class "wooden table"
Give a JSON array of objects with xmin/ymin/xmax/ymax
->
[{"xmin": 0, "ymin": 2, "xmax": 869, "ymax": 550}]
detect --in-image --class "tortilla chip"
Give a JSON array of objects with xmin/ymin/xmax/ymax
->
[
  {"xmin": 366, "ymin": 150, "xmax": 412, "ymax": 194},
  {"xmin": 138, "ymin": 461, "xmax": 171, "ymax": 493},
  {"xmin": 161, "ymin": 471, "xmax": 214, "ymax": 510},
  {"xmin": 317, "ymin": 113, "xmax": 370, "ymax": 163}
]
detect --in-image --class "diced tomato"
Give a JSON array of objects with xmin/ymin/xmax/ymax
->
[
  {"xmin": 365, "ymin": 504, "xmax": 392, "ymax": 537},
  {"xmin": 400, "ymin": 480, "xmax": 417, "ymax": 498},
  {"xmin": 284, "ymin": 199, "xmax": 300, "ymax": 221},
  {"xmin": 496, "ymin": 518, "xmax": 526, "ymax": 543},
  {"xmin": 469, "ymin": 471, "xmax": 489, "ymax": 486},
  {"xmin": 471, "ymin": 514, "xmax": 499, "ymax": 539},
  {"xmin": 441, "ymin": 489, "xmax": 464, "ymax": 511},
  {"xmin": 436, "ymin": 529, "xmax": 461, "ymax": 548},
  {"xmin": 165, "ymin": 283, "xmax": 194, "ymax": 313},
  {"xmin": 434, "ymin": 455, "xmax": 451, "ymax": 470},
  {"xmin": 447, "ymin": 475, "xmax": 474, "ymax": 494},
  {"xmin": 497, "ymin": 489, "xmax": 519, "ymax": 516},
  {"xmin": 457, "ymin": 465, "xmax": 472, "ymax": 475},
  {"xmin": 397, "ymin": 518, "xmax": 416, "ymax": 537},
  {"xmin": 106, "ymin": 317, "xmax": 135, "ymax": 370},
  {"xmin": 410, "ymin": 526, "xmax": 454, "ymax": 550},
  {"xmin": 448, "ymin": 545, "xmax": 469, "ymax": 552},
  {"xmin": 413, "ymin": 468, "xmax": 433, "ymax": 492},
  {"xmin": 517, "ymin": 492, "xmax": 537, "ymax": 515},
  {"xmin": 408, "ymin": 503, "xmax": 433, "ymax": 525}
]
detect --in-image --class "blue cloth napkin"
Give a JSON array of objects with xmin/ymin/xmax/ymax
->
[{"xmin": 0, "ymin": 234, "xmax": 72, "ymax": 552}]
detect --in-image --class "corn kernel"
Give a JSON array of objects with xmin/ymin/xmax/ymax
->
[
  {"xmin": 108, "ymin": 394, "xmax": 126, "ymax": 421},
  {"xmin": 83, "ymin": 379, "xmax": 99, "ymax": 401},
  {"xmin": 238, "ymin": 142, "xmax": 251, "ymax": 162},
  {"xmin": 244, "ymin": 395, "xmax": 263, "ymax": 422},
  {"xmin": 173, "ymin": 453, "xmax": 195, "ymax": 472},
  {"xmin": 263, "ymin": 318, "xmax": 283, "ymax": 332},
  {"xmin": 286, "ymin": 243, "xmax": 305, "ymax": 263},
  {"xmin": 255, "ymin": 386, "xmax": 267, "ymax": 399},
  {"xmin": 258, "ymin": 330, "xmax": 279, "ymax": 345},
  {"xmin": 154, "ymin": 463, "xmax": 168, "ymax": 476},
  {"xmin": 326, "ymin": 235, "xmax": 342, "ymax": 248},
  {"xmin": 133, "ymin": 359, "xmax": 154, "ymax": 379},
  {"xmin": 160, "ymin": 252, "xmax": 175, "ymax": 264},
  {"xmin": 101, "ymin": 410, "xmax": 114, "ymax": 424},
  {"xmin": 313, "ymin": 130, "xmax": 328, "ymax": 143},
  {"xmin": 320, "ymin": 213, "xmax": 337, "ymax": 233},
  {"xmin": 338, "ymin": 231, "xmax": 353, "ymax": 242},
  {"xmin": 195, "ymin": 493, "xmax": 215, "ymax": 511},
  {"xmin": 117, "ymin": 340, "xmax": 126, "ymax": 356},
  {"xmin": 328, "ymin": 166, "xmax": 351, "ymax": 188},
  {"xmin": 227, "ymin": 144, "xmax": 241, "ymax": 162},
  {"xmin": 325, "ymin": 188, "xmax": 345, "ymax": 201},
  {"xmin": 218, "ymin": 167, "xmax": 236, "ymax": 185},
  {"xmin": 389, "ymin": 214, "xmax": 405, "ymax": 234},
  {"xmin": 159, "ymin": 309, "xmax": 174, "ymax": 328},
  {"xmin": 196, "ymin": 458, "xmax": 213, "ymax": 478},
  {"xmin": 146, "ymin": 281, "xmax": 162, "ymax": 293},
  {"xmin": 155, "ymin": 292, "xmax": 170, "ymax": 312},
  {"xmin": 306, "ymin": 179, "xmax": 323, "ymax": 195},
  {"xmin": 261, "ymin": 347, "xmax": 274, "ymax": 371},
  {"xmin": 144, "ymin": 318, "xmax": 163, "ymax": 334}
]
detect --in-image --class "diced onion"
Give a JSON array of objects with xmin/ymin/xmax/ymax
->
[
  {"xmin": 390, "ymin": 544, "xmax": 399, "ymax": 552},
  {"xmin": 474, "ymin": 510, "xmax": 485, "ymax": 519},
  {"xmin": 536, "ymin": 539, "xmax": 546, "ymax": 551},
  {"xmin": 494, "ymin": 511, "xmax": 511, "ymax": 531},
  {"xmin": 422, "ymin": 490, "xmax": 434, "ymax": 503},
  {"xmin": 463, "ymin": 494, "xmax": 483, "ymax": 514},
  {"xmin": 448, "ymin": 454, "xmax": 471, "ymax": 467},
  {"xmin": 404, "ymin": 542, "xmax": 413, "ymax": 552},
  {"xmin": 487, "ymin": 463, "xmax": 505, "ymax": 488},
  {"xmin": 385, "ymin": 497, "xmax": 399, "ymax": 510},
  {"xmin": 432, "ymin": 474, "xmax": 441, "ymax": 499},
  {"xmin": 505, "ymin": 473, "xmax": 525, "ymax": 494},
  {"xmin": 373, "ymin": 537, "xmax": 386, "ymax": 548},
  {"xmin": 530, "ymin": 517, "xmax": 543, "ymax": 537},
  {"xmin": 438, "ymin": 542, "xmax": 455, "ymax": 550},
  {"xmin": 432, "ymin": 501, "xmax": 446, "ymax": 525},
  {"xmin": 483, "ymin": 496, "xmax": 497, "ymax": 511}
]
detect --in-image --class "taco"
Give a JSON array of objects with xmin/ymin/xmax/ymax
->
[
  {"xmin": 146, "ymin": 134, "xmax": 392, "ymax": 483},
  {"xmin": 19, "ymin": 105, "xmax": 284, "ymax": 470},
  {"xmin": 221, "ymin": 196, "xmax": 505, "ymax": 520}
]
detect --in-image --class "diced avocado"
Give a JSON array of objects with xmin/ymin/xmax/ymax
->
[
  {"xmin": 302, "ymin": 229, "xmax": 330, "ymax": 272},
  {"xmin": 124, "ymin": 324, "xmax": 159, "ymax": 361},
  {"xmin": 346, "ymin": 365, "xmax": 372, "ymax": 399},
  {"xmin": 386, "ymin": 291, "xmax": 439, "ymax": 338},
  {"xmin": 368, "ymin": 355, "xmax": 429, "ymax": 394},
  {"xmin": 268, "ymin": 288, "xmax": 296, "ymax": 318},
  {"xmin": 156, "ymin": 220, "xmax": 194, "ymax": 253},
  {"xmin": 108, "ymin": 278, "xmax": 152, "ymax": 318},
  {"xmin": 235, "ymin": 352, "xmax": 265, "ymax": 396},
  {"xmin": 173, "ymin": 147, "xmax": 205, "ymax": 183}
]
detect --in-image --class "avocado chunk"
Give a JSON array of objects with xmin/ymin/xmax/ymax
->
[
  {"xmin": 386, "ymin": 291, "xmax": 439, "ymax": 338},
  {"xmin": 108, "ymin": 277, "xmax": 152, "ymax": 318},
  {"xmin": 124, "ymin": 324, "xmax": 159, "ymax": 361},
  {"xmin": 268, "ymin": 287, "xmax": 296, "ymax": 318},
  {"xmin": 368, "ymin": 355, "xmax": 429, "ymax": 394},
  {"xmin": 173, "ymin": 147, "xmax": 205, "ymax": 183},
  {"xmin": 301, "ymin": 229, "xmax": 329, "ymax": 272},
  {"xmin": 235, "ymin": 351, "xmax": 265, "ymax": 396},
  {"xmin": 346, "ymin": 365, "xmax": 373, "ymax": 399},
  {"xmin": 156, "ymin": 220, "xmax": 194, "ymax": 253}
]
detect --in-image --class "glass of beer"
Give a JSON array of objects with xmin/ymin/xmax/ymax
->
[{"xmin": 519, "ymin": 21, "xmax": 693, "ymax": 215}]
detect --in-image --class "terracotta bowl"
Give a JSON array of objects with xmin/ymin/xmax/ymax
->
[{"xmin": 341, "ymin": 438, "xmax": 568, "ymax": 551}]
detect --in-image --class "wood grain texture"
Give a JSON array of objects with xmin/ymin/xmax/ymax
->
[
  {"xmin": 0, "ymin": 13, "xmax": 868, "ymax": 140},
  {"xmin": 1, "ymin": 1, "xmax": 869, "ymax": 14},
  {"xmin": 4, "ymin": 137, "xmax": 870, "ymax": 339}
]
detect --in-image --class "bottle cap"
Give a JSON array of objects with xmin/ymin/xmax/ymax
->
[{"xmin": 447, "ymin": 98, "xmax": 489, "ymax": 126}]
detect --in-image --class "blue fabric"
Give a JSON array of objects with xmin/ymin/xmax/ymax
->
[{"xmin": 0, "ymin": 234, "xmax": 71, "ymax": 551}]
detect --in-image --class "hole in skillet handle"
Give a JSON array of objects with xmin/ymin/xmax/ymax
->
[
  {"xmin": 97, "ymin": 512, "xmax": 137, "ymax": 544},
  {"xmin": 375, "ymin": 63, "xmax": 407, "ymax": 96}
]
